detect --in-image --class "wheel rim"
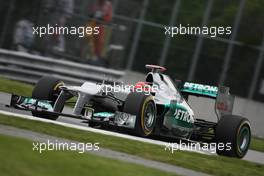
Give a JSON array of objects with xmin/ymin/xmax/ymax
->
[
  {"xmin": 238, "ymin": 125, "xmax": 250, "ymax": 152},
  {"xmin": 143, "ymin": 102, "xmax": 155, "ymax": 131}
]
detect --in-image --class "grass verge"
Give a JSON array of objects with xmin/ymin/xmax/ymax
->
[
  {"xmin": 250, "ymin": 137, "xmax": 264, "ymax": 152},
  {"xmin": 0, "ymin": 77, "xmax": 33, "ymax": 97},
  {"xmin": 0, "ymin": 134, "xmax": 177, "ymax": 176},
  {"xmin": 0, "ymin": 114, "xmax": 263, "ymax": 176}
]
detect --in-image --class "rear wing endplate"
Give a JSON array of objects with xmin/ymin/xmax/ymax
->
[{"xmin": 215, "ymin": 86, "xmax": 235, "ymax": 120}]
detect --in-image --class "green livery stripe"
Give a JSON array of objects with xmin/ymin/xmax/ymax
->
[
  {"xmin": 164, "ymin": 103, "xmax": 187, "ymax": 111},
  {"xmin": 93, "ymin": 112, "xmax": 114, "ymax": 118}
]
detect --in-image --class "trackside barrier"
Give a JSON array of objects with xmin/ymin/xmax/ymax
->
[{"xmin": 0, "ymin": 49, "xmax": 125, "ymax": 85}]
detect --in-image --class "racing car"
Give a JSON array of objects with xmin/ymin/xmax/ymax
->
[{"xmin": 8, "ymin": 64, "xmax": 251, "ymax": 158}]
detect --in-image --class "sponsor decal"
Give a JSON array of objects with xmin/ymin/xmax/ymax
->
[
  {"xmin": 182, "ymin": 82, "xmax": 218, "ymax": 97},
  {"xmin": 173, "ymin": 108, "xmax": 193, "ymax": 123},
  {"xmin": 167, "ymin": 103, "xmax": 194, "ymax": 124}
]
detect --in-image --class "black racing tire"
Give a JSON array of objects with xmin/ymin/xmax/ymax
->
[
  {"xmin": 32, "ymin": 76, "xmax": 64, "ymax": 120},
  {"xmin": 123, "ymin": 92, "xmax": 156, "ymax": 137},
  {"xmin": 215, "ymin": 115, "xmax": 251, "ymax": 158}
]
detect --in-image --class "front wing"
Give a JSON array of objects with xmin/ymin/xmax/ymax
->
[{"xmin": 7, "ymin": 94, "xmax": 137, "ymax": 129}]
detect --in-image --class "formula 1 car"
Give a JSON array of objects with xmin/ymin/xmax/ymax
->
[{"xmin": 8, "ymin": 64, "xmax": 251, "ymax": 158}]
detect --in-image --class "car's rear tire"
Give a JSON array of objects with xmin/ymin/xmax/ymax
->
[
  {"xmin": 215, "ymin": 115, "xmax": 251, "ymax": 158},
  {"xmin": 123, "ymin": 92, "xmax": 156, "ymax": 137},
  {"xmin": 32, "ymin": 76, "xmax": 64, "ymax": 120}
]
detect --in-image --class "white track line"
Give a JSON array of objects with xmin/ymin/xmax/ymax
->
[{"xmin": 0, "ymin": 110, "xmax": 209, "ymax": 154}]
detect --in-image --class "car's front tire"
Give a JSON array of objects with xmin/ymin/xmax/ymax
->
[
  {"xmin": 32, "ymin": 76, "xmax": 64, "ymax": 120},
  {"xmin": 215, "ymin": 115, "xmax": 251, "ymax": 158},
  {"xmin": 123, "ymin": 92, "xmax": 156, "ymax": 137}
]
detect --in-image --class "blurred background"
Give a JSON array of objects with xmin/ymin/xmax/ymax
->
[{"xmin": 0, "ymin": 0, "xmax": 264, "ymax": 102}]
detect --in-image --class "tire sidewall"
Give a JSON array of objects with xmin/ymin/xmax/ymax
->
[
  {"xmin": 123, "ymin": 92, "xmax": 156, "ymax": 137},
  {"xmin": 137, "ymin": 96, "xmax": 156, "ymax": 136},
  {"xmin": 235, "ymin": 120, "xmax": 251, "ymax": 157}
]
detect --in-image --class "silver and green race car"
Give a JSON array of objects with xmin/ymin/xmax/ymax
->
[{"xmin": 9, "ymin": 64, "xmax": 251, "ymax": 158}]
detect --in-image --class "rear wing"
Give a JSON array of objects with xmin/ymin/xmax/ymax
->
[
  {"xmin": 180, "ymin": 82, "xmax": 218, "ymax": 98},
  {"xmin": 180, "ymin": 82, "xmax": 235, "ymax": 120}
]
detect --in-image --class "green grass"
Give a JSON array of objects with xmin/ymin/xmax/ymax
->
[
  {"xmin": 0, "ymin": 134, "xmax": 177, "ymax": 176},
  {"xmin": 0, "ymin": 114, "xmax": 263, "ymax": 176},
  {"xmin": 0, "ymin": 77, "xmax": 33, "ymax": 96},
  {"xmin": 251, "ymin": 137, "xmax": 264, "ymax": 152}
]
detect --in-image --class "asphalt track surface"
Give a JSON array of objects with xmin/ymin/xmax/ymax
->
[{"xmin": 0, "ymin": 92, "xmax": 263, "ymax": 165}]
